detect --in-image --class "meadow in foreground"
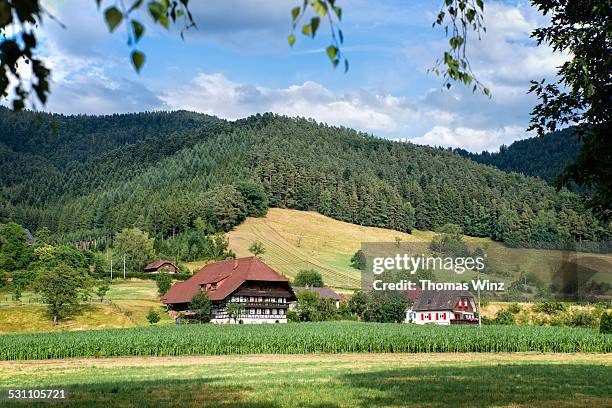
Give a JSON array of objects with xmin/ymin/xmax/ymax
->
[{"xmin": 0, "ymin": 353, "xmax": 610, "ymax": 407}]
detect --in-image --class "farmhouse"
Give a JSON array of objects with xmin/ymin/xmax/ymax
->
[
  {"xmin": 406, "ymin": 290, "xmax": 477, "ymax": 325},
  {"xmin": 144, "ymin": 259, "xmax": 178, "ymax": 273},
  {"xmin": 292, "ymin": 286, "xmax": 342, "ymax": 308},
  {"xmin": 162, "ymin": 257, "xmax": 296, "ymax": 323}
]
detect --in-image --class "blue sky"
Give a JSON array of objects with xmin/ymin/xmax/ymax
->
[{"xmin": 25, "ymin": 0, "xmax": 566, "ymax": 151}]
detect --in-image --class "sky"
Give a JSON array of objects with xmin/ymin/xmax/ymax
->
[{"xmin": 16, "ymin": 0, "xmax": 566, "ymax": 152}]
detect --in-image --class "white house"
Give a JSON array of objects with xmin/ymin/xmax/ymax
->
[{"xmin": 406, "ymin": 290, "xmax": 477, "ymax": 325}]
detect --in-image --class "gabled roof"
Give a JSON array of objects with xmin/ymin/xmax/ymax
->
[
  {"xmin": 293, "ymin": 286, "xmax": 341, "ymax": 300},
  {"xmin": 412, "ymin": 290, "xmax": 473, "ymax": 311},
  {"xmin": 144, "ymin": 259, "xmax": 177, "ymax": 271},
  {"xmin": 162, "ymin": 257, "xmax": 291, "ymax": 304}
]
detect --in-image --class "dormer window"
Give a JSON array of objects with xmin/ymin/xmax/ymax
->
[{"xmin": 210, "ymin": 282, "xmax": 217, "ymax": 290}]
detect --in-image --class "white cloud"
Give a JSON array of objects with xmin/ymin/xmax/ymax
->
[
  {"xmin": 411, "ymin": 125, "xmax": 528, "ymax": 152},
  {"xmin": 160, "ymin": 72, "xmax": 419, "ymax": 133}
]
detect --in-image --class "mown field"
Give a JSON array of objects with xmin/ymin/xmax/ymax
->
[
  {"xmin": 187, "ymin": 208, "xmax": 612, "ymax": 291},
  {"xmin": 0, "ymin": 353, "xmax": 610, "ymax": 407},
  {"xmin": 1, "ymin": 322, "xmax": 609, "ymax": 360}
]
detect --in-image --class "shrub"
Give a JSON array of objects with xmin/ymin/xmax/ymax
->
[
  {"xmin": 146, "ymin": 309, "xmax": 160, "ymax": 324},
  {"xmin": 600, "ymin": 311, "xmax": 612, "ymax": 334},
  {"xmin": 155, "ymin": 273, "xmax": 172, "ymax": 296},
  {"xmin": 494, "ymin": 309, "xmax": 515, "ymax": 325},
  {"xmin": 190, "ymin": 293, "xmax": 211, "ymax": 323},
  {"xmin": 248, "ymin": 241, "xmax": 266, "ymax": 257},
  {"xmin": 286, "ymin": 309, "xmax": 299, "ymax": 322},
  {"xmin": 293, "ymin": 270, "xmax": 324, "ymax": 288},
  {"xmin": 508, "ymin": 303, "xmax": 522, "ymax": 314},
  {"xmin": 568, "ymin": 310, "xmax": 598, "ymax": 329},
  {"xmin": 534, "ymin": 301, "xmax": 567, "ymax": 314}
]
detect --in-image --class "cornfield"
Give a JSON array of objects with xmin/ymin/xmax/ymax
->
[{"xmin": 0, "ymin": 322, "xmax": 609, "ymax": 360}]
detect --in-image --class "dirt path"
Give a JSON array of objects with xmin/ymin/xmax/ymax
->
[{"xmin": 1, "ymin": 352, "xmax": 609, "ymax": 370}]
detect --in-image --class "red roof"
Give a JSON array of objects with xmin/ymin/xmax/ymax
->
[
  {"xmin": 162, "ymin": 257, "xmax": 290, "ymax": 304},
  {"xmin": 144, "ymin": 259, "xmax": 177, "ymax": 271}
]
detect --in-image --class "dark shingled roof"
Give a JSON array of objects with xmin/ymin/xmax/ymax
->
[
  {"xmin": 293, "ymin": 286, "xmax": 341, "ymax": 300},
  {"xmin": 412, "ymin": 290, "xmax": 473, "ymax": 311},
  {"xmin": 162, "ymin": 257, "xmax": 293, "ymax": 304}
]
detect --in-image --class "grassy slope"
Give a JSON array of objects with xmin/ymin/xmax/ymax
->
[
  {"xmin": 0, "ymin": 281, "xmax": 173, "ymax": 334},
  {"xmin": 189, "ymin": 208, "xmax": 487, "ymax": 289},
  {"xmin": 0, "ymin": 353, "xmax": 610, "ymax": 407},
  {"xmin": 188, "ymin": 208, "xmax": 611, "ymax": 290}
]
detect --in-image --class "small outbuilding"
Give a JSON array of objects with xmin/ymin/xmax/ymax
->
[
  {"xmin": 144, "ymin": 259, "xmax": 178, "ymax": 273},
  {"xmin": 292, "ymin": 286, "xmax": 342, "ymax": 308}
]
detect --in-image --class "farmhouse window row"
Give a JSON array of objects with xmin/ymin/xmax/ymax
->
[{"xmin": 231, "ymin": 295, "xmax": 287, "ymax": 304}]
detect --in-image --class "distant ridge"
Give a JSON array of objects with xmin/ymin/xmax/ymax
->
[{"xmin": 454, "ymin": 128, "xmax": 581, "ymax": 183}]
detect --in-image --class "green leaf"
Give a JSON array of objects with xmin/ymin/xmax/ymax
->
[
  {"xmin": 302, "ymin": 24, "xmax": 312, "ymax": 36},
  {"xmin": 288, "ymin": 34, "xmax": 295, "ymax": 47},
  {"xmin": 129, "ymin": 0, "xmax": 144, "ymax": 12},
  {"xmin": 104, "ymin": 6, "xmax": 123, "ymax": 32},
  {"xmin": 326, "ymin": 45, "xmax": 338, "ymax": 61},
  {"xmin": 483, "ymin": 87, "xmax": 490, "ymax": 96},
  {"xmin": 310, "ymin": 17, "xmax": 320, "ymax": 36},
  {"xmin": 312, "ymin": 0, "xmax": 327, "ymax": 16},
  {"xmin": 344, "ymin": 59, "xmax": 349, "ymax": 73},
  {"xmin": 291, "ymin": 6, "xmax": 300, "ymax": 22},
  {"xmin": 476, "ymin": 0, "xmax": 484, "ymax": 10},
  {"xmin": 333, "ymin": 6, "xmax": 342, "ymax": 20},
  {"xmin": 131, "ymin": 50, "xmax": 145, "ymax": 73},
  {"xmin": 131, "ymin": 20, "xmax": 145, "ymax": 43}
]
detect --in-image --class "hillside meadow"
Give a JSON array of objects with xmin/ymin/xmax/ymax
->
[{"xmin": 189, "ymin": 208, "xmax": 611, "ymax": 291}]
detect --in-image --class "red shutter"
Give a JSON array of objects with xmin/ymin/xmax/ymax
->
[{"xmin": 435, "ymin": 313, "xmax": 439, "ymax": 320}]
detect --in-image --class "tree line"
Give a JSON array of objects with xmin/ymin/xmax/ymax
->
[{"xmin": 1, "ymin": 110, "xmax": 609, "ymax": 248}]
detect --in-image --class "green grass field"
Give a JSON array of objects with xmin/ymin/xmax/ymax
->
[
  {"xmin": 0, "ymin": 281, "xmax": 173, "ymax": 334},
  {"xmin": 0, "ymin": 353, "xmax": 610, "ymax": 407}
]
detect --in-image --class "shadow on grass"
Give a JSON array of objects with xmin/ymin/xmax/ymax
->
[
  {"xmin": 2, "ymin": 363, "xmax": 610, "ymax": 407},
  {"xmin": 339, "ymin": 363, "xmax": 612, "ymax": 407}
]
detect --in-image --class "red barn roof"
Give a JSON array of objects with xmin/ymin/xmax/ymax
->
[
  {"xmin": 144, "ymin": 259, "xmax": 177, "ymax": 272},
  {"xmin": 162, "ymin": 257, "xmax": 290, "ymax": 304}
]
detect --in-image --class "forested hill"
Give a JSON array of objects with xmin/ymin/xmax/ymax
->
[
  {"xmin": 455, "ymin": 128, "xmax": 581, "ymax": 183},
  {"xmin": 0, "ymin": 109, "xmax": 608, "ymax": 246}
]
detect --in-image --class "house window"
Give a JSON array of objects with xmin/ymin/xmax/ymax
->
[
  {"xmin": 279, "ymin": 309, "xmax": 285, "ymax": 315},
  {"xmin": 256, "ymin": 308, "xmax": 261, "ymax": 315},
  {"xmin": 249, "ymin": 308, "xmax": 255, "ymax": 315},
  {"xmin": 427, "ymin": 299, "xmax": 432, "ymax": 305},
  {"xmin": 210, "ymin": 283, "xmax": 217, "ymax": 290},
  {"xmin": 265, "ymin": 309, "xmax": 270, "ymax": 315},
  {"xmin": 272, "ymin": 309, "xmax": 277, "ymax": 315},
  {"xmin": 258, "ymin": 297, "xmax": 263, "ymax": 302}
]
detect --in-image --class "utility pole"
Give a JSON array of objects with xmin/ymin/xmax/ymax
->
[
  {"xmin": 477, "ymin": 267, "xmax": 481, "ymax": 328},
  {"xmin": 123, "ymin": 254, "xmax": 126, "ymax": 279}
]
